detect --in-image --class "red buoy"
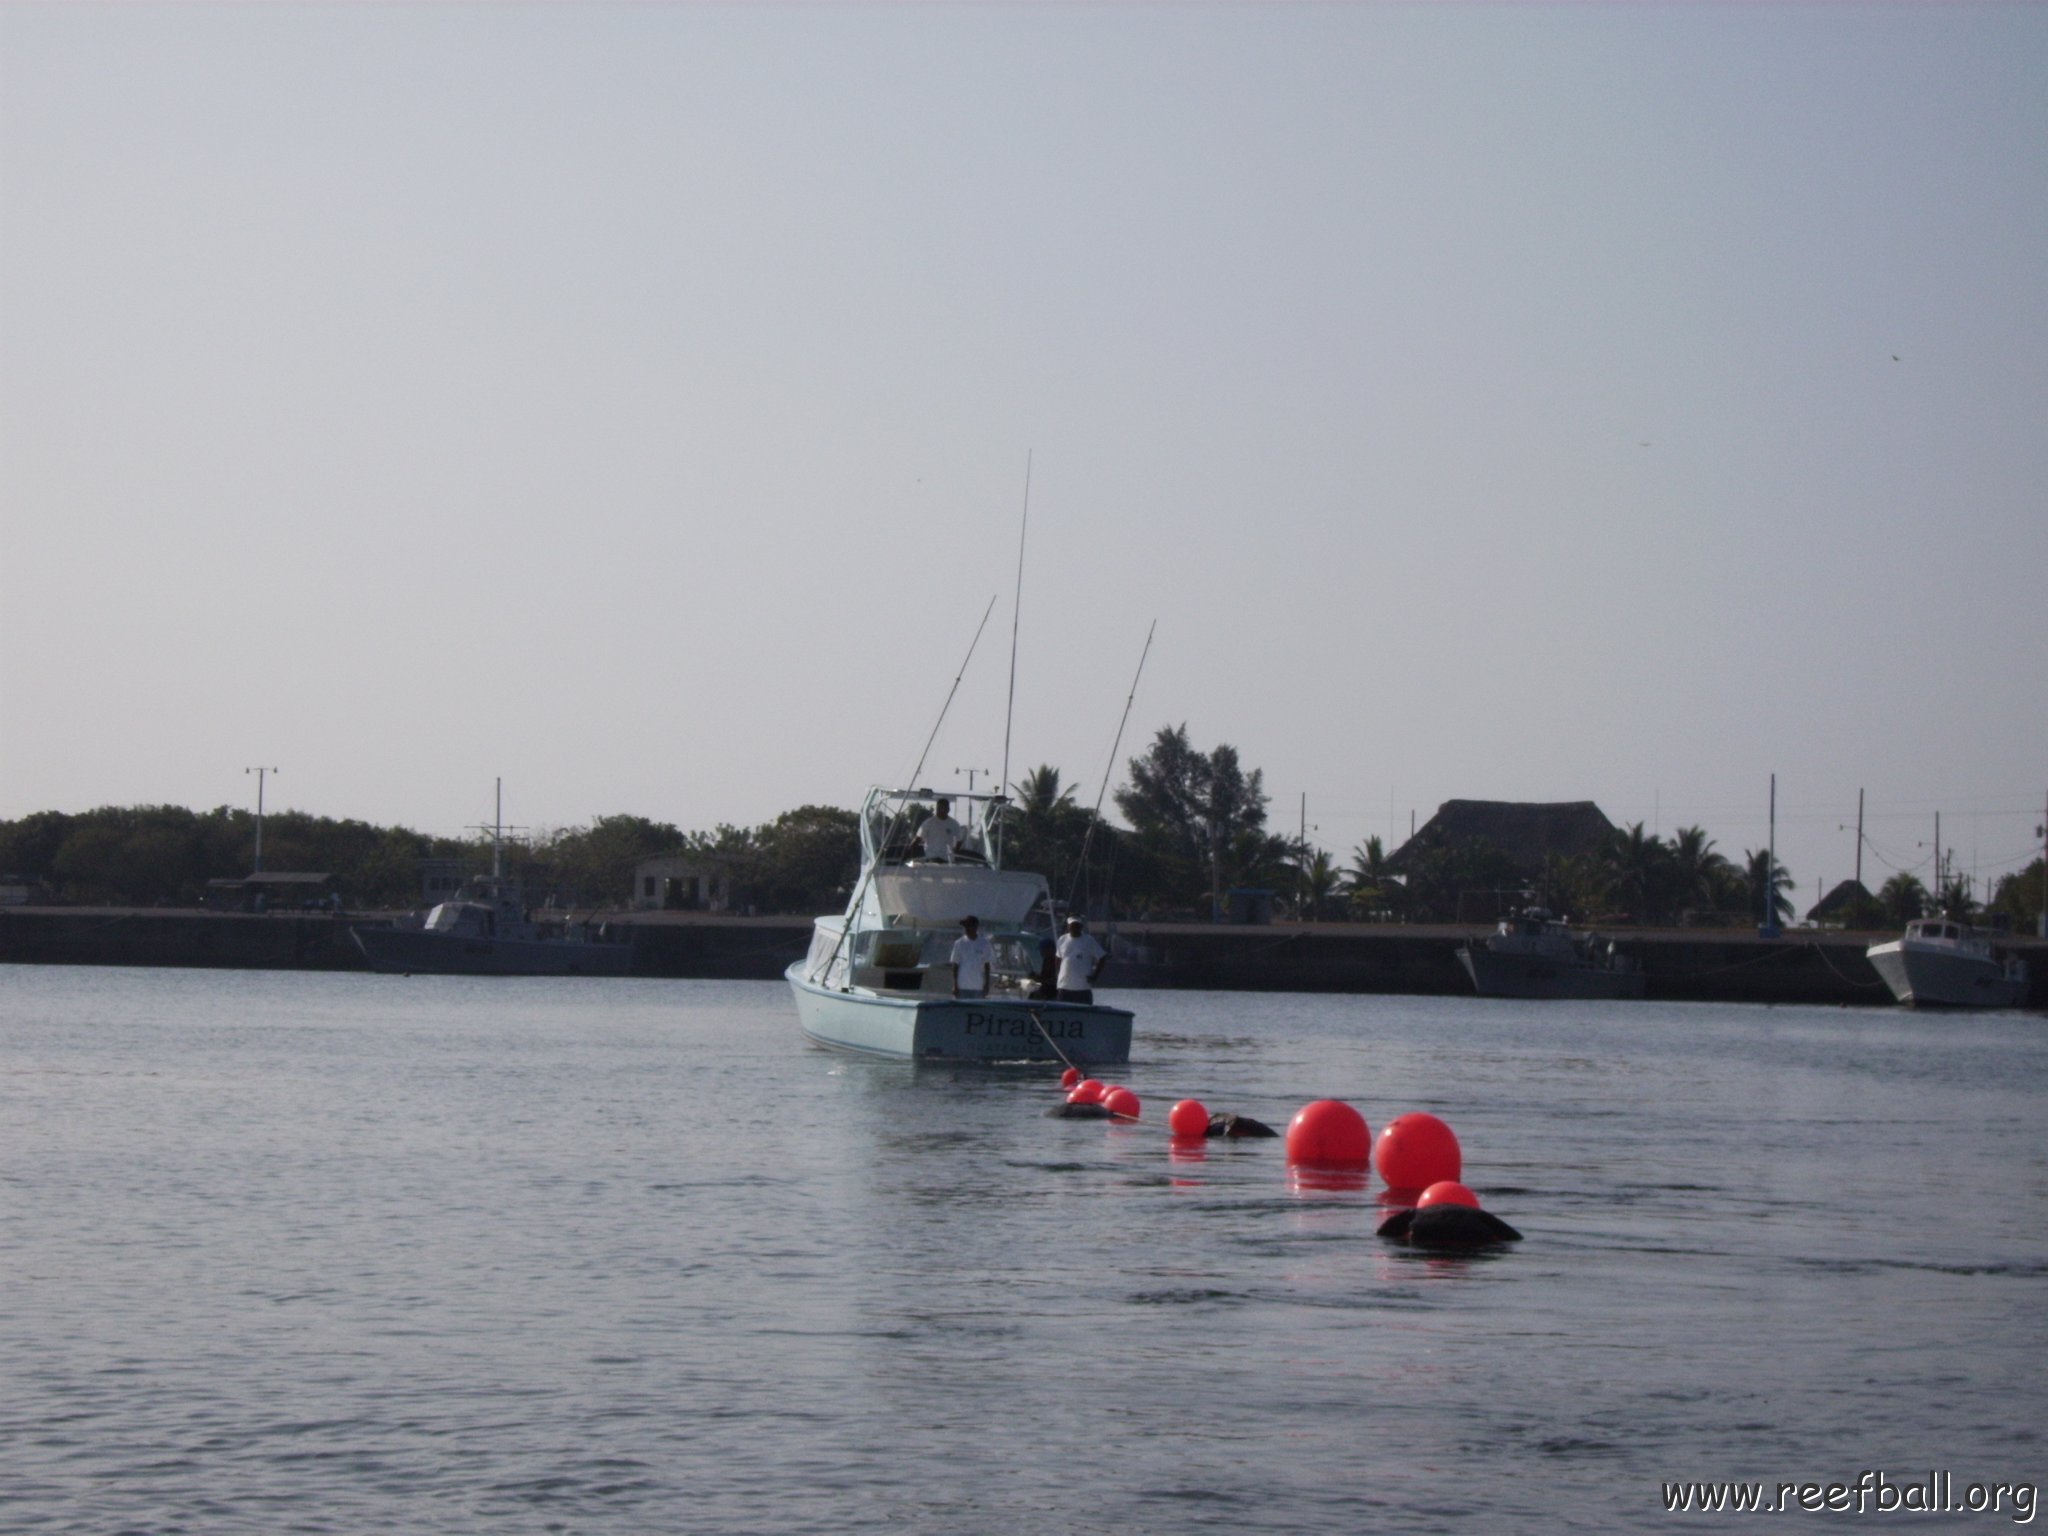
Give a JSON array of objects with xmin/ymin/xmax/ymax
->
[
  {"xmin": 1102, "ymin": 1087, "xmax": 1141, "ymax": 1120},
  {"xmin": 1417, "ymin": 1180, "xmax": 1480, "ymax": 1209},
  {"xmin": 1373, "ymin": 1112, "xmax": 1462, "ymax": 1193},
  {"xmin": 1167, "ymin": 1098, "xmax": 1210, "ymax": 1139},
  {"xmin": 1284, "ymin": 1099, "xmax": 1372, "ymax": 1171},
  {"xmin": 1067, "ymin": 1079, "xmax": 1106, "ymax": 1107},
  {"xmin": 1060, "ymin": 1066, "xmax": 1082, "ymax": 1089}
]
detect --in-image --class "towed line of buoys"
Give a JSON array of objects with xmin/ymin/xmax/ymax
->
[{"xmin": 1046, "ymin": 1073, "xmax": 1520, "ymax": 1248}]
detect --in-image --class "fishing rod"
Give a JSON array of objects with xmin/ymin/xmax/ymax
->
[
  {"xmin": 997, "ymin": 452, "xmax": 1031, "ymax": 866},
  {"xmin": 1064, "ymin": 619, "xmax": 1156, "ymax": 920},
  {"xmin": 902, "ymin": 592, "xmax": 999, "ymax": 793},
  {"xmin": 811, "ymin": 595, "xmax": 1001, "ymax": 985}
]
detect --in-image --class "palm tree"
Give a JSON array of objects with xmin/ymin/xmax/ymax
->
[
  {"xmin": 1013, "ymin": 764, "xmax": 1075, "ymax": 818},
  {"xmin": 1346, "ymin": 836, "xmax": 1398, "ymax": 920},
  {"xmin": 1668, "ymin": 825, "xmax": 1732, "ymax": 919},
  {"xmin": 1604, "ymin": 822, "xmax": 1672, "ymax": 923},
  {"xmin": 1936, "ymin": 872, "xmax": 1979, "ymax": 920},
  {"xmin": 1297, "ymin": 848, "xmax": 1343, "ymax": 921},
  {"xmin": 1743, "ymin": 847, "xmax": 1795, "ymax": 926},
  {"xmin": 1878, "ymin": 872, "xmax": 1928, "ymax": 925}
]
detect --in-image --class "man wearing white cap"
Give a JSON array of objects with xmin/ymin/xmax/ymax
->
[{"xmin": 1054, "ymin": 915, "xmax": 1107, "ymax": 1003}]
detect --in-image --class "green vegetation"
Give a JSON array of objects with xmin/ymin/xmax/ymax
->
[
  {"xmin": 1987, "ymin": 858, "xmax": 2045, "ymax": 933},
  {"xmin": 0, "ymin": 804, "xmax": 862, "ymax": 915},
  {"xmin": 0, "ymin": 805, "xmax": 467, "ymax": 909},
  {"xmin": 1111, "ymin": 725, "xmax": 1292, "ymax": 918},
  {"xmin": 8, "ymin": 742, "xmax": 2035, "ymax": 931}
]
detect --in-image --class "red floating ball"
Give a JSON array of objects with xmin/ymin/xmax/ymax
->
[
  {"xmin": 1373, "ymin": 1112, "xmax": 1462, "ymax": 1192},
  {"xmin": 1102, "ymin": 1087, "xmax": 1141, "ymax": 1120},
  {"xmin": 1417, "ymin": 1180, "xmax": 1480, "ymax": 1209},
  {"xmin": 1167, "ymin": 1098, "xmax": 1210, "ymax": 1139},
  {"xmin": 1067, "ymin": 1079, "xmax": 1106, "ymax": 1106},
  {"xmin": 1060, "ymin": 1067, "xmax": 1082, "ymax": 1089},
  {"xmin": 1284, "ymin": 1099, "xmax": 1372, "ymax": 1171}
]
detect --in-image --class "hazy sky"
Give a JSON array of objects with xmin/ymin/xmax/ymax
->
[{"xmin": 3, "ymin": 2, "xmax": 2044, "ymax": 907}]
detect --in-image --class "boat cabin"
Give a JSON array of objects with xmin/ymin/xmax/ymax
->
[
  {"xmin": 802, "ymin": 786, "xmax": 1063, "ymax": 998},
  {"xmin": 1902, "ymin": 918, "xmax": 1993, "ymax": 951}
]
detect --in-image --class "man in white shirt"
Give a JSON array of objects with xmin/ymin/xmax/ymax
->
[
  {"xmin": 1054, "ymin": 916, "xmax": 1107, "ymax": 1003},
  {"xmin": 915, "ymin": 798, "xmax": 963, "ymax": 863},
  {"xmin": 950, "ymin": 914, "xmax": 993, "ymax": 998}
]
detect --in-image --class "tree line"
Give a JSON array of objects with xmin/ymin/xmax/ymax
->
[
  {"xmin": 0, "ymin": 803, "xmax": 866, "ymax": 915},
  {"xmin": 5, "ymin": 732, "xmax": 2041, "ymax": 933}
]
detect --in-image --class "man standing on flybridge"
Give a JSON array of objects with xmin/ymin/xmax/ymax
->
[
  {"xmin": 951, "ymin": 915, "xmax": 992, "ymax": 999},
  {"xmin": 916, "ymin": 798, "xmax": 963, "ymax": 862},
  {"xmin": 1055, "ymin": 916, "xmax": 1107, "ymax": 1004}
]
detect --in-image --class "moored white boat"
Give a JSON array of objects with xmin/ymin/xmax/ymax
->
[
  {"xmin": 786, "ymin": 787, "xmax": 1133, "ymax": 1064},
  {"xmin": 1865, "ymin": 918, "xmax": 2028, "ymax": 1009}
]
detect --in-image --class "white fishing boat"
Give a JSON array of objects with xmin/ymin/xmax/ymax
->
[
  {"xmin": 786, "ymin": 786, "xmax": 1133, "ymax": 1064},
  {"xmin": 1457, "ymin": 907, "xmax": 1646, "ymax": 1000},
  {"xmin": 1865, "ymin": 918, "xmax": 2029, "ymax": 1009}
]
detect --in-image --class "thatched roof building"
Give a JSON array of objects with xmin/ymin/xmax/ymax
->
[
  {"xmin": 1389, "ymin": 800, "xmax": 1617, "ymax": 876},
  {"xmin": 1806, "ymin": 879, "xmax": 1875, "ymax": 926}
]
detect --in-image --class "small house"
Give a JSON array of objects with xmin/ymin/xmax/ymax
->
[{"xmin": 632, "ymin": 854, "xmax": 735, "ymax": 912}]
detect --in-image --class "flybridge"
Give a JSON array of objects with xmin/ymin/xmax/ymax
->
[{"xmin": 857, "ymin": 785, "xmax": 1012, "ymax": 869}]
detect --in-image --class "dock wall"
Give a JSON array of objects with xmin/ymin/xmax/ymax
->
[{"xmin": 1, "ymin": 907, "xmax": 2040, "ymax": 1009}]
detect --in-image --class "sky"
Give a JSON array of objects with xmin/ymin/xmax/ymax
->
[{"xmin": 3, "ymin": 2, "xmax": 2044, "ymax": 910}]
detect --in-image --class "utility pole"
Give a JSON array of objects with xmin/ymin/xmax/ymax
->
[
  {"xmin": 244, "ymin": 766, "xmax": 278, "ymax": 873},
  {"xmin": 1761, "ymin": 772, "xmax": 1779, "ymax": 938},
  {"xmin": 955, "ymin": 767, "xmax": 990, "ymax": 795},
  {"xmin": 2031, "ymin": 794, "xmax": 2048, "ymax": 937},
  {"xmin": 1855, "ymin": 788, "xmax": 1864, "ymax": 892},
  {"xmin": 2038, "ymin": 790, "xmax": 2047, "ymax": 938}
]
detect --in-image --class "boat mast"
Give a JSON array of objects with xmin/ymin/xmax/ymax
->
[{"xmin": 493, "ymin": 777, "xmax": 503, "ymax": 881}]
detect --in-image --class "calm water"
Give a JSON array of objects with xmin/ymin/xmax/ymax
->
[{"xmin": 2, "ymin": 967, "xmax": 2042, "ymax": 1533}]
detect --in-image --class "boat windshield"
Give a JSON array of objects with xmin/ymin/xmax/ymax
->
[{"xmin": 859, "ymin": 787, "xmax": 1010, "ymax": 869}]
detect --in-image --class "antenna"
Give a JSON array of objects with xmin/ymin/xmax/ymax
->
[
  {"xmin": 244, "ymin": 766, "xmax": 278, "ymax": 872},
  {"xmin": 998, "ymin": 452, "xmax": 1031, "ymax": 863}
]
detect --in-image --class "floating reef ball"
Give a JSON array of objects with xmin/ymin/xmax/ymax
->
[
  {"xmin": 1167, "ymin": 1098, "xmax": 1210, "ymax": 1139},
  {"xmin": 1373, "ymin": 1112, "xmax": 1462, "ymax": 1192},
  {"xmin": 1060, "ymin": 1067, "xmax": 1082, "ymax": 1089},
  {"xmin": 1102, "ymin": 1087, "xmax": 1141, "ymax": 1120},
  {"xmin": 1417, "ymin": 1180, "xmax": 1480, "ymax": 1210},
  {"xmin": 1067, "ymin": 1079, "xmax": 1106, "ymax": 1107},
  {"xmin": 1284, "ymin": 1099, "xmax": 1372, "ymax": 1171}
]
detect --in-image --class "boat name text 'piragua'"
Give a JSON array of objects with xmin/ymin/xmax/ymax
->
[{"xmin": 962, "ymin": 1012, "xmax": 1086, "ymax": 1040}]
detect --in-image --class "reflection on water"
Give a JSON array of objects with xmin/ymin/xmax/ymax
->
[{"xmin": 1, "ymin": 968, "xmax": 2043, "ymax": 1533}]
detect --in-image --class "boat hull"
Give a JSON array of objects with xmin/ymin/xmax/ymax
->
[
  {"xmin": 787, "ymin": 963, "xmax": 1132, "ymax": 1064},
  {"xmin": 352, "ymin": 926, "xmax": 634, "ymax": 977},
  {"xmin": 1865, "ymin": 942, "xmax": 2028, "ymax": 1009},
  {"xmin": 1457, "ymin": 944, "xmax": 1647, "ymax": 1000}
]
